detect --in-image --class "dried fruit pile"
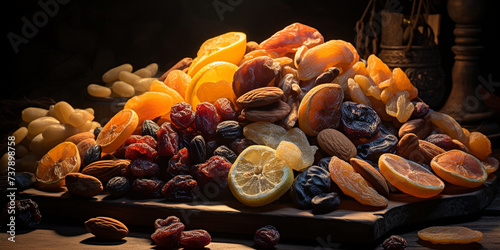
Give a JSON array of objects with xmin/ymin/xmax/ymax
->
[{"xmin": 8, "ymin": 22, "xmax": 498, "ymax": 246}]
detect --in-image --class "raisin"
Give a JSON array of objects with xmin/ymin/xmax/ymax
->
[
  {"xmin": 254, "ymin": 225, "xmax": 280, "ymax": 249},
  {"xmin": 114, "ymin": 135, "xmax": 157, "ymax": 158},
  {"xmin": 213, "ymin": 145, "xmax": 237, "ymax": 163},
  {"xmin": 129, "ymin": 159, "xmax": 160, "ymax": 178},
  {"xmin": 132, "ymin": 178, "xmax": 164, "ymax": 198},
  {"xmin": 106, "ymin": 176, "xmax": 131, "ymax": 197},
  {"xmin": 229, "ymin": 138, "xmax": 256, "ymax": 155},
  {"xmin": 82, "ymin": 144, "xmax": 101, "ymax": 170},
  {"xmin": 157, "ymin": 122, "xmax": 179, "ymax": 157},
  {"xmin": 216, "ymin": 120, "xmax": 243, "ymax": 139},
  {"xmin": 357, "ymin": 134, "xmax": 398, "ymax": 162},
  {"xmin": 290, "ymin": 165, "xmax": 331, "ymax": 209},
  {"xmin": 93, "ymin": 126, "xmax": 103, "ymax": 139},
  {"xmin": 410, "ymin": 101, "xmax": 429, "ymax": 119},
  {"xmin": 193, "ymin": 156, "xmax": 232, "ymax": 189},
  {"xmin": 1, "ymin": 199, "xmax": 41, "ymax": 228},
  {"xmin": 151, "ymin": 217, "xmax": 185, "ymax": 248},
  {"xmin": 124, "ymin": 143, "xmax": 158, "ymax": 162},
  {"xmin": 154, "ymin": 216, "xmax": 181, "ymax": 229},
  {"xmin": 170, "ymin": 102, "xmax": 195, "ymax": 129},
  {"xmin": 205, "ymin": 139, "xmax": 220, "ymax": 157},
  {"xmin": 195, "ymin": 102, "xmax": 220, "ymax": 138},
  {"xmin": 14, "ymin": 172, "xmax": 36, "ymax": 191},
  {"xmin": 425, "ymin": 133, "xmax": 469, "ymax": 152},
  {"xmin": 382, "ymin": 235, "xmax": 408, "ymax": 250},
  {"xmin": 311, "ymin": 192, "xmax": 341, "ymax": 214},
  {"xmin": 142, "ymin": 120, "xmax": 160, "ymax": 139},
  {"xmin": 167, "ymin": 147, "xmax": 191, "ymax": 177},
  {"xmin": 161, "ymin": 175, "xmax": 199, "ymax": 202},
  {"xmin": 341, "ymin": 101, "xmax": 381, "ymax": 141},
  {"xmin": 214, "ymin": 98, "xmax": 237, "ymax": 121},
  {"xmin": 180, "ymin": 229, "xmax": 212, "ymax": 248},
  {"xmin": 190, "ymin": 135, "xmax": 207, "ymax": 165}
]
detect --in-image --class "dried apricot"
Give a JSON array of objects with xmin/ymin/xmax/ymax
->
[
  {"xmin": 385, "ymin": 90, "xmax": 414, "ymax": 123},
  {"xmin": 431, "ymin": 150, "xmax": 487, "ymax": 188},
  {"xmin": 418, "ymin": 226, "xmax": 482, "ymax": 244},
  {"xmin": 259, "ymin": 22, "xmax": 324, "ymax": 57},
  {"xmin": 329, "ymin": 156, "xmax": 388, "ymax": 207},
  {"xmin": 124, "ymin": 92, "xmax": 173, "ymax": 126},
  {"xmin": 333, "ymin": 61, "xmax": 368, "ymax": 91},
  {"xmin": 467, "ymin": 131, "xmax": 492, "ymax": 160},
  {"xmin": 480, "ymin": 156, "xmax": 499, "ymax": 174},
  {"xmin": 367, "ymin": 54, "xmax": 392, "ymax": 86},
  {"xmin": 298, "ymin": 84, "xmax": 343, "ymax": 136},
  {"xmin": 149, "ymin": 79, "xmax": 184, "ymax": 104},
  {"xmin": 163, "ymin": 69, "xmax": 191, "ymax": 98},
  {"xmin": 347, "ymin": 78, "xmax": 371, "ymax": 106},
  {"xmin": 379, "ymin": 153, "xmax": 444, "ymax": 198}
]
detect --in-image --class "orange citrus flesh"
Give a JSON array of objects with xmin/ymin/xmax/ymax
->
[
  {"xmin": 379, "ymin": 153, "xmax": 445, "ymax": 198},
  {"xmin": 430, "ymin": 150, "xmax": 487, "ymax": 188},
  {"xmin": 96, "ymin": 109, "xmax": 139, "ymax": 154},
  {"xmin": 329, "ymin": 156, "xmax": 388, "ymax": 207},
  {"xmin": 35, "ymin": 141, "xmax": 80, "ymax": 185}
]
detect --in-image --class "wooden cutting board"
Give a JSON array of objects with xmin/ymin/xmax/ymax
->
[{"xmin": 21, "ymin": 174, "xmax": 497, "ymax": 244}]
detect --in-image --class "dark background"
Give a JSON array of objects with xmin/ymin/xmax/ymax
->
[{"xmin": 2, "ymin": 0, "xmax": 499, "ymax": 136}]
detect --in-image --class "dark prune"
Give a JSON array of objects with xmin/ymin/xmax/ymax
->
[
  {"xmin": 180, "ymin": 229, "xmax": 212, "ymax": 248},
  {"xmin": 151, "ymin": 216, "xmax": 185, "ymax": 248},
  {"xmin": 1, "ymin": 199, "xmax": 41, "ymax": 228},
  {"xmin": 14, "ymin": 172, "xmax": 36, "ymax": 191},
  {"xmin": 254, "ymin": 225, "xmax": 280, "ymax": 249},
  {"xmin": 194, "ymin": 156, "xmax": 232, "ymax": 189},
  {"xmin": 170, "ymin": 102, "xmax": 195, "ymax": 129},
  {"xmin": 195, "ymin": 102, "xmax": 220, "ymax": 138},
  {"xmin": 311, "ymin": 192, "xmax": 341, "ymax": 214},
  {"xmin": 161, "ymin": 175, "xmax": 199, "ymax": 202},
  {"xmin": 93, "ymin": 126, "xmax": 103, "ymax": 139},
  {"xmin": 229, "ymin": 138, "xmax": 256, "ymax": 155},
  {"xmin": 317, "ymin": 157, "xmax": 332, "ymax": 171},
  {"xmin": 216, "ymin": 120, "xmax": 243, "ymax": 139},
  {"xmin": 382, "ymin": 235, "xmax": 408, "ymax": 250},
  {"xmin": 157, "ymin": 122, "xmax": 179, "ymax": 157},
  {"xmin": 142, "ymin": 120, "xmax": 160, "ymax": 139},
  {"xmin": 106, "ymin": 176, "xmax": 131, "ymax": 197},
  {"xmin": 132, "ymin": 178, "xmax": 164, "ymax": 198},
  {"xmin": 190, "ymin": 135, "xmax": 206, "ymax": 165},
  {"xmin": 214, "ymin": 98, "xmax": 237, "ymax": 121},
  {"xmin": 341, "ymin": 101, "xmax": 381, "ymax": 141},
  {"xmin": 357, "ymin": 134, "xmax": 398, "ymax": 162},
  {"xmin": 410, "ymin": 101, "xmax": 429, "ymax": 119},
  {"xmin": 129, "ymin": 159, "xmax": 160, "ymax": 178},
  {"xmin": 213, "ymin": 145, "xmax": 237, "ymax": 163},
  {"xmin": 167, "ymin": 148, "xmax": 191, "ymax": 177},
  {"xmin": 82, "ymin": 144, "xmax": 101, "ymax": 169},
  {"xmin": 124, "ymin": 143, "xmax": 158, "ymax": 161},
  {"xmin": 289, "ymin": 165, "xmax": 331, "ymax": 209}
]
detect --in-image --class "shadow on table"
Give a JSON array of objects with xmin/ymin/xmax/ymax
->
[
  {"xmin": 417, "ymin": 239, "xmax": 483, "ymax": 249},
  {"xmin": 81, "ymin": 236, "xmax": 127, "ymax": 246}
]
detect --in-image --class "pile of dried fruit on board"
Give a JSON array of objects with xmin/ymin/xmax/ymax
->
[{"xmin": 3, "ymin": 22, "xmax": 498, "ymax": 246}]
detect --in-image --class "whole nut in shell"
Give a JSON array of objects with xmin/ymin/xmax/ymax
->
[
  {"xmin": 317, "ymin": 129, "xmax": 357, "ymax": 161},
  {"xmin": 85, "ymin": 216, "xmax": 128, "ymax": 240},
  {"xmin": 65, "ymin": 173, "xmax": 103, "ymax": 197},
  {"xmin": 236, "ymin": 87, "xmax": 284, "ymax": 108}
]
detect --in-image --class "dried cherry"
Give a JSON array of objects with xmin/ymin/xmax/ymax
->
[
  {"xmin": 151, "ymin": 216, "xmax": 185, "ymax": 248},
  {"xmin": 214, "ymin": 98, "xmax": 238, "ymax": 121},
  {"xmin": 341, "ymin": 101, "xmax": 381, "ymax": 141},
  {"xmin": 170, "ymin": 102, "xmax": 195, "ymax": 129},
  {"xmin": 254, "ymin": 225, "xmax": 280, "ymax": 249},
  {"xmin": 382, "ymin": 235, "xmax": 408, "ymax": 250},
  {"xmin": 161, "ymin": 175, "xmax": 199, "ymax": 202},
  {"xmin": 195, "ymin": 102, "xmax": 220, "ymax": 138},
  {"xmin": 157, "ymin": 122, "xmax": 179, "ymax": 157},
  {"xmin": 194, "ymin": 156, "xmax": 232, "ymax": 189},
  {"xmin": 179, "ymin": 229, "xmax": 212, "ymax": 248},
  {"xmin": 410, "ymin": 101, "xmax": 430, "ymax": 119},
  {"xmin": 124, "ymin": 143, "xmax": 158, "ymax": 161},
  {"xmin": 167, "ymin": 147, "xmax": 191, "ymax": 177}
]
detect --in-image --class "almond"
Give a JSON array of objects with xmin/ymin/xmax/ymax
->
[
  {"xmin": 397, "ymin": 133, "xmax": 445, "ymax": 165},
  {"xmin": 398, "ymin": 118, "xmax": 431, "ymax": 139},
  {"xmin": 236, "ymin": 87, "xmax": 284, "ymax": 108},
  {"xmin": 241, "ymin": 100, "xmax": 291, "ymax": 122},
  {"xmin": 65, "ymin": 173, "xmax": 103, "ymax": 197},
  {"xmin": 85, "ymin": 217, "xmax": 128, "ymax": 240},
  {"xmin": 81, "ymin": 159, "xmax": 130, "ymax": 185},
  {"xmin": 76, "ymin": 138, "xmax": 96, "ymax": 163},
  {"xmin": 317, "ymin": 129, "xmax": 357, "ymax": 161}
]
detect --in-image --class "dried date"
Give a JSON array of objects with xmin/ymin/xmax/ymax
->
[{"xmin": 106, "ymin": 176, "xmax": 131, "ymax": 197}]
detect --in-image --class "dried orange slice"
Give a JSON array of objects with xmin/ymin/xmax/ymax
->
[
  {"xmin": 297, "ymin": 40, "xmax": 357, "ymax": 80},
  {"xmin": 298, "ymin": 84, "xmax": 343, "ymax": 136},
  {"xmin": 379, "ymin": 153, "xmax": 444, "ymax": 198},
  {"xmin": 124, "ymin": 92, "xmax": 173, "ymax": 126},
  {"xmin": 185, "ymin": 61, "xmax": 238, "ymax": 110},
  {"xmin": 149, "ymin": 79, "xmax": 184, "ymax": 104},
  {"xmin": 187, "ymin": 32, "xmax": 246, "ymax": 77},
  {"xmin": 96, "ymin": 109, "xmax": 139, "ymax": 153},
  {"xmin": 418, "ymin": 226, "xmax": 483, "ymax": 244},
  {"xmin": 36, "ymin": 141, "xmax": 80, "ymax": 186},
  {"xmin": 430, "ymin": 150, "xmax": 487, "ymax": 188},
  {"xmin": 228, "ymin": 145, "xmax": 294, "ymax": 207},
  {"xmin": 329, "ymin": 156, "xmax": 388, "ymax": 207}
]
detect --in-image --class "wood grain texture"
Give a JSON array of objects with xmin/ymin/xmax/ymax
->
[{"xmin": 19, "ymin": 175, "xmax": 498, "ymax": 244}]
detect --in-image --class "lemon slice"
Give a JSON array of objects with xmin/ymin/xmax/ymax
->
[
  {"xmin": 228, "ymin": 145, "xmax": 294, "ymax": 207},
  {"xmin": 185, "ymin": 61, "xmax": 238, "ymax": 110}
]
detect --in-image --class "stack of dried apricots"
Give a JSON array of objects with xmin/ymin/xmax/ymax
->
[{"xmin": 14, "ymin": 23, "xmax": 498, "ymax": 244}]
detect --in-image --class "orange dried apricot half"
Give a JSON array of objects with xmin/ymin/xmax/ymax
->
[
  {"xmin": 367, "ymin": 54, "xmax": 392, "ymax": 86},
  {"xmin": 379, "ymin": 153, "xmax": 444, "ymax": 198},
  {"xmin": 467, "ymin": 131, "xmax": 492, "ymax": 160},
  {"xmin": 124, "ymin": 92, "xmax": 173, "ymax": 126},
  {"xmin": 163, "ymin": 69, "xmax": 191, "ymax": 98},
  {"xmin": 480, "ymin": 156, "xmax": 499, "ymax": 174},
  {"xmin": 430, "ymin": 150, "xmax": 487, "ymax": 188},
  {"xmin": 418, "ymin": 226, "xmax": 483, "ymax": 244}
]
